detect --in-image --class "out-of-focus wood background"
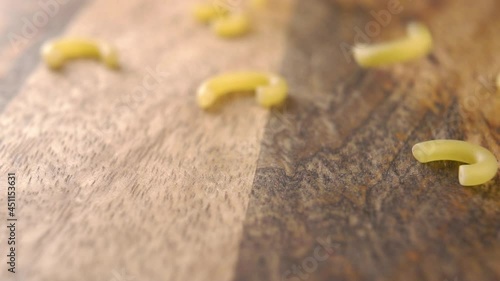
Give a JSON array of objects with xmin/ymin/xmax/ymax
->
[{"xmin": 0, "ymin": 0, "xmax": 499, "ymax": 281}]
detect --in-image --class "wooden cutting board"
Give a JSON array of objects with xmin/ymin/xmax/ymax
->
[{"xmin": 0, "ymin": 0, "xmax": 499, "ymax": 280}]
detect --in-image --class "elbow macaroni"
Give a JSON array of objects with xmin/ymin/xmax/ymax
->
[
  {"xmin": 41, "ymin": 38, "xmax": 119, "ymax": 70},
  {"xmin": 353, "ymin": 22, "xmax": 433, "ymax": 67},
  {"xmin": 197, "ymin": 71, "xmax": 288, "ymax": 109},
  {"xmin": 412, "ymin": 140, "xmax": 498, "ymax": 186}
]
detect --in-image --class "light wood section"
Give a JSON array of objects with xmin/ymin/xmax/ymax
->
[{"xmin": 0, "ymin": 0, "xmax": 294, "ymax": 280}]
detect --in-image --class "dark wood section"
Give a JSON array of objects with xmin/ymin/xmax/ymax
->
[{"xmin": 235, "ymin": 1, "xmax": 500, "ymax": 281}]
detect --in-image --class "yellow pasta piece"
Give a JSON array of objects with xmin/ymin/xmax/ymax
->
[
  {"xmin": 496, "ymin": 73, "xmax": 500, "ymax": 89},
  {"xmin": 212, "ymin": 13, "xmax": 251, "ymax": 38},
  {"xmin": 192, "ymin": 3, "xmax": 250, "ymax": 38},
  {"xmin": 197, "ymin": 71, "xmax": 288, "ymax": 109},
  {"xmin": 192, "ymin": 3, "xmax": 228, "ymax": 23},
  {"xmin": 41, "ymin": 38, "xmax": 119, "ymax": 70},
  {"xmin": 412, "ymin": 140, "xmax": 498, "ymax": 186},
  {"xmin": 353, "ymin": 22, "xmax": 433, "ymax": 67}
]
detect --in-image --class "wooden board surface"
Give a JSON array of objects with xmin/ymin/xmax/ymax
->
[{"xmin": 0, "ymin": 0, "xmax": 499, "ymax": 281}]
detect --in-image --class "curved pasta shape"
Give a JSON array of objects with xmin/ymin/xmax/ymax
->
[
  {"xmin": 193, "ymin": 4, "xmax": 250, "ymax": 38},
  {"xmin": 353, "ymin": 22, "xmax": 433, "ymax": 67},
  {"xmin": 192, "ymin": 3, "xmax": 228, "ymax": 23},
  {"xmin": 212, "ymin": 14, "xmax": 251, "ymax": 38},
  {"xmin": 41, "ymin": 38, "xmax": 119, "ymax": 70},
  {"xmin": 197, "ymin": 71, "xmax": 288, "ymax": 109},
  {"xmin": 412, "ymin": 140, "xmax": 498, "ymax": 186}
]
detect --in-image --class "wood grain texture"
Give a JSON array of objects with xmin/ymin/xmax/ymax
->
[
  {"xmin": 0, "ymin": 0, "xmax": 499, "ymax": 281},
  {"xmin": 0, "ymin": 0, "xmax": 294, "ymax": 280},
  {"xmin": 235, "ymin": 1, "xmax": 500, "ymax": 281}
]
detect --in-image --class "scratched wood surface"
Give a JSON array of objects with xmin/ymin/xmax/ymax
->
[{"xmin": 0, "ymin": 0, "xmax": 499, "ymax": 281}]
